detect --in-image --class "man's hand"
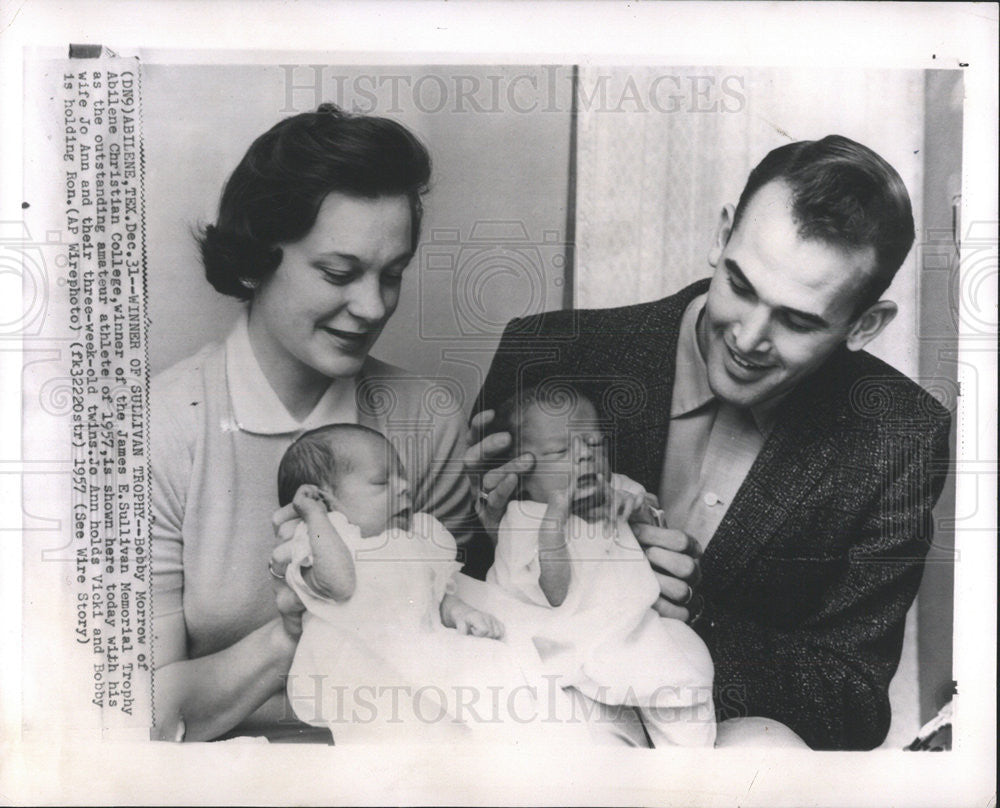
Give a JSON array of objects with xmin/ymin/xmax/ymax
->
[
  {"xmin": 269, "ymin": 503, "xmax": 308, "ymax": 638},
  {"xmin": 464, "ymin": 409, "xmax": 535, "ymax": 541},
  {"xmin": 633, "ymin": 524, "xmax": 703, "ymax": 623}
]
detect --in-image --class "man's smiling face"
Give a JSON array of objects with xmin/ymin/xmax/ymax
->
[{"xmin": 699, "ymin": 180, "xmax": 880, "ymax": 409}]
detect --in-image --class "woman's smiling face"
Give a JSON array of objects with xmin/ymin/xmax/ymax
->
[{"xmin": 248, "ymin": 192, "xmax": 414, "ymax": 385}]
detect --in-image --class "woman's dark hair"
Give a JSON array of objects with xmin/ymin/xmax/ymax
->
[
  {"xmin": 730, "ymin": 135, "xmax": 914, "ymax": 314},
  {"xmin": 199, "ymin": 103, "xmax": 431, "ymax": 300}
]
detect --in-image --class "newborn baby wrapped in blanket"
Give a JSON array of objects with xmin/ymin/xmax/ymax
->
[
  {"xmin": 278, "ymin": 423, "xmax": 563, "ymax": 744},
  {"xmin": 482, "ymin": 384, "xmax": 717, "ymax": 747}
]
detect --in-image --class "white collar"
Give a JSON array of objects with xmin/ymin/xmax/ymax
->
[
  {"xmin": 671, "ymin": 293, "xmax": 716, "ymax": 419},
  {"xmin": 224, "ymin": 310, "xmax": 358, "ymax": 435}
]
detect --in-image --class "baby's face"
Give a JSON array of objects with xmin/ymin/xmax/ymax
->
[
  {"xmin": 518, "ymin": 396, "xmax": 608, "ymax": 505},
  {"xmin": 326, "ymin": 440, "xmax": 412, "ymax": 538}
]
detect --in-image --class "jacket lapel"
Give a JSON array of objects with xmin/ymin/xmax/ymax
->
[
  {"xmin": 612, "ymin": 281, "xmax": 709, "ymax": 489},
  {"xmin": 701, "ymin": 363, "xmax": 845, "ymax": 595}
]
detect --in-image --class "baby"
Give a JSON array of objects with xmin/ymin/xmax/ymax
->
[
  {"xmin": 278, "ymin": 423, "xmax": 517, "ymax": 742},
  {"xmin": 485, "ymin": 384, "xmax": 717, "ymax": 747}
]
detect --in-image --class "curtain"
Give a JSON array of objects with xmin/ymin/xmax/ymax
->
[{"xmin": 574, "ymin": 66, "xmax": 925, "ymax": 379}]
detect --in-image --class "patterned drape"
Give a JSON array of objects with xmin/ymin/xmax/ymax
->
[{"xmin": 574, "ymin": 66, "xmax": 927, "ymax": 747}]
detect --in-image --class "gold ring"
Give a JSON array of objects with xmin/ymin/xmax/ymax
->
[{"xmin": 268, "ymin": 560, "xmax": 285, "ymax": 580}]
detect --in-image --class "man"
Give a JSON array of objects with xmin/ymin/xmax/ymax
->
[{"xmin": 468, "ymin": 135, "xmax": 951, "ymax": 750}]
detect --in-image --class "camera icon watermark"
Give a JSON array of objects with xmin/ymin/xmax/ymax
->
[
  {"xmin": 955, "ymin": 220, "xmax": 998, "ymax": 338},
  {"xmin": 915, "ymin": 217, "xmax": 998, "ymax": 342},
  {"xmin": 417, "ymin": 221, "xmax": 569, "ymax": 341},
  {"xmin": 0, "ymin": 221, "xmax": 65, "ymax": 339}
]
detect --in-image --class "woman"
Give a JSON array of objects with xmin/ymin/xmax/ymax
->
[{"xmin": 151, "ymin": 104, "xmax": 473, "ymax": 742}]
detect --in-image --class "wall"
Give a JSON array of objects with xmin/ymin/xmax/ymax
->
[
  {"xmin": 917, "ymin": 69, "xmax": 964, "ymax": 724},
  {"xmin": 144, "ymin": 64, "xmax": 573, "ymax": 414}
]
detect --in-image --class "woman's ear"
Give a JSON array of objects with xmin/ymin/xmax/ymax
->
[
  {"xmin": 845, "ymin": 300, "xmax": 898, "ymax": 351},
  {"xmin": 708, "ymin": 204, "xmax": 737, "ymax": 268}
]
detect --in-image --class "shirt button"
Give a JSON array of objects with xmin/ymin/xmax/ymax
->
[{"xmin": 703, "ymin": 492, "xmax": 720, "ymax": 507}]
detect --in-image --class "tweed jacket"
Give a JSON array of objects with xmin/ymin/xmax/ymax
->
[{"xmin": 474, "ymin": 279, "xmax": 951, "ymax": 750}]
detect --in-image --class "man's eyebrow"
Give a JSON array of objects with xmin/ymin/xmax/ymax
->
[
  {"xmin": 723, "ymin": 258, "xmax": 830, "ymax": 328},
  {"xmin": 783, "ymin": 308, "xmax": 830, "ymax": 329},
  {"xmin": 724, "ymin": 258, "xmax": 753, "ymax": 291}
]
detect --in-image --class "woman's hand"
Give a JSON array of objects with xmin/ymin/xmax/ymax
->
[
  {"xmin": 463, "ymin": 409, "xmax": 535, "ymax": 541},
  {"xmin": 269, "ymin": 503, "xmax": 308, "ymax": 638},
  {"xmin": 633, "ymin": 524, "xmax": 704, "ymax": 623}
]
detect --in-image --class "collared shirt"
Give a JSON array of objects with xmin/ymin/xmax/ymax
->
[
  {"xmin": 224, "ymin": 312, "xmax": 358, "ymax": 435},
  {"xmin": 658, "ymin": 294, "xmax": 777, "ymax": 549},
  {"xmin": 152, "ymin": 311, "xmax": 473, "ymax": 670}
]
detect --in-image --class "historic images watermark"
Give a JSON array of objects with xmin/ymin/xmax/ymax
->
[
  {"xmin": 281, "ymin": 673, "xmax": 723, "ymax": 728},
  {"xmin": 279, "ymin": 65, "xmax": 746, "ymax": 116}
]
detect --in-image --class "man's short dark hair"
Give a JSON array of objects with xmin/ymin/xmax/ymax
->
[
  {"xmin": 277, "ymin": 423, "xmax": 393, "ymax": 507},
  {"xmin": 731, "ymin": 135, "xmax": 915, "ymax": 312},
  {"xmin": 199, "ymin": 103, "xmax": 431, "ymax": 301}
]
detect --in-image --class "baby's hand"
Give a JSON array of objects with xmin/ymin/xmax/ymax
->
[
  {"xmin": 292, "ymin": 484, "xmax": 329, "ymax": 518},
  {"xmin": 545, "ymin": 489, "xmax": 573, "ymax": 523},
  {"xmin": 628, "ymin": 497, "xmax": 664, "ymax": 527},
  {"xmin": 442, "ymin": 594, "xmax": 505, "ymax": 640},
  {"xmin": 608, "ymin": 485, "xmax": 647, "ymax": 523},
  {"xmin": 609, "ymin": 474, "xmax": 664, "ymax": 526},
  {"xmin": 457, "ymin": 608, "xmax": 505, "ymax": 640},
  {"xmin": 587, "ymin": 474, "xmax": 662, "ymax": 525}
]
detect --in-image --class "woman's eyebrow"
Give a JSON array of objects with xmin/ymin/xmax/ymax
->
[
  {"xmin": 314, "ymin": 251, "xmax": 356, "ymax": 262},
  {"xmin": 315, "ymin": 250, "xmax": 413, "ymax": 268}
]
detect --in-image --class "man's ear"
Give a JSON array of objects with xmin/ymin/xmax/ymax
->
[
  {"xmin": 845, "ymin": 300, "xmax": 897, "ymax": 351},
  {"xmin": 708, "ymin": 204, "xmax": 737, "ymax": 268}
]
